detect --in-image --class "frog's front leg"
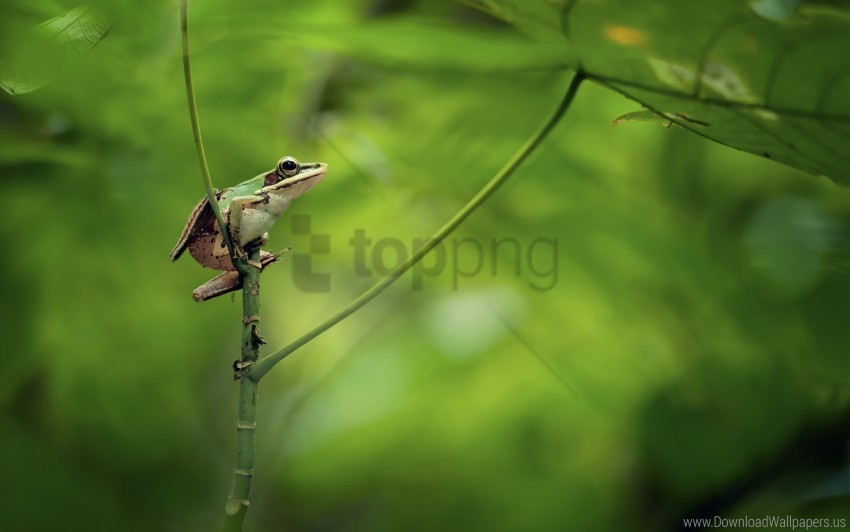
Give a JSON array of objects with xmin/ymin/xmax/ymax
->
[{"xmin": 228, "ymin": 194, "xmax": 273, "ymax": 268}]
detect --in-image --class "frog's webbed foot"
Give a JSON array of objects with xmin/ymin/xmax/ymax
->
[
  {"xmin": 244, "ymin": 233, "xmax": 273, "ymax": 268},
  {"xmin": 235, "ymin": 247, "xmax": 249, "ymax": 264},
  {"xmin": 227, "ymin": 232, "xmax": 262, "ymax": 269},
  {"xmin": 240, "ymin": 234, "xmax": 270, "ymax": 269},
  {"xmin": 236, "ymin": 243, "xmax": 261, "ymax": 269}
]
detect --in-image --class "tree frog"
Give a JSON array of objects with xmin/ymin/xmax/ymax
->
[{"xmin": 171, "ymin": 156, "xmax": 328, "ymax": 301}]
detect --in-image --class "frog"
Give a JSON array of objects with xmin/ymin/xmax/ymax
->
[{"xmin": 171, "ymin": 156, "xmax": 327, "ymax": 301}]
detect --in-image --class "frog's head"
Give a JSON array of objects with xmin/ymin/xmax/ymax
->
[{"xmin": 261, "ymin": 156, "xmax": 327, "ymax": 200}]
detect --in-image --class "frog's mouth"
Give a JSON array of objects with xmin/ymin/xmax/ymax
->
[{"xmin": 261, "ymin": 162, "xmax": 328, "ymax": 193}]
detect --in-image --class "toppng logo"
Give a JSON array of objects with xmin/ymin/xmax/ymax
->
[{"xmin": 288, "ymin": 215, "xmax": 559, "ymax": 293}]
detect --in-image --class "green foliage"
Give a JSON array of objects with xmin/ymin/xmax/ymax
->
[
  {"xmin": 472, "ymin": 0, "xmax": 850, "ymax": 184},
  {"xmin": 0, "ymin": 6, "xmax": 111, "ymax": 95},
  {"xmin": 1, "ymin": 0, "xmax": 849, "ymax": 531}
]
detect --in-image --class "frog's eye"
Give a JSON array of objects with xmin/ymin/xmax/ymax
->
[{"xmin": 277, "ymin": 156, "xmax": 300, "ymax": 177}]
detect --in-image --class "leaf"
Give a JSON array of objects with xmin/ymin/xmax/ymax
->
[
  {"xmin": 469, "ymin": 0, "xmax": 850, "ymax": 185},
  {"xmin": 0, "ymin": 6, "xmax": 111, "ymax": 95}
]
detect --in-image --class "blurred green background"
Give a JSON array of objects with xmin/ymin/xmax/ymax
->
[{"xmin": 2, "ymin": 0, "xmax": 850, "ymax": 530}]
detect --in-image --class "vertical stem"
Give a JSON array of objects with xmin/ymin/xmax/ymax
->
[
  {"xmin": 223, "ymin": 247, "xmax": 264, "ymax": 532},
  {"xmin": 181, "ymin": 3, "xmax": 260, "ymax": 529}
]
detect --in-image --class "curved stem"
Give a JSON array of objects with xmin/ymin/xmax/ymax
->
[
  {"xmin": 180, "ymin": 0, "xmax": 237, "ymax": 262},
  {"xmin": 249, "ymin": 70, "xmax": 586, "ymax": 381}
]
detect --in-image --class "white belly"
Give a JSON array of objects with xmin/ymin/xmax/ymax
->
[{"xmin": 237, "ymin": 197, "xmax": 293, "ymax": 244}]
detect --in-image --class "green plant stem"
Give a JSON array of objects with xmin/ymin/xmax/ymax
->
[
  {"xmin": 179, "ymin": 0, "xmax": 238, "ymax": 266},
  {"xmin": 180, "ymin": 2, "xmax": 257, "ymax": 529},
  {"xmin": 249, "ymin": 70, "xmax": 586, "ymax": 381},
  {"xmin": 223, "ymin": 247, "xmax": 263, "ymax": 532}
]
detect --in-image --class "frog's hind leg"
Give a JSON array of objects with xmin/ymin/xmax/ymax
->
[
  {"xmin": 193, "ymin": 271, "xmax": 241, "ymax": 302},
  {"xmin": 192, "ymin": 250, "xmax": 282, "ymax": 302}
]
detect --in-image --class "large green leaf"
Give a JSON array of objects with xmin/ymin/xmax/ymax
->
[
  {"xmin": 468, "ymin": 0, "xmax": 850, "ymax": 185},
  {"xmin": 0, "ymin": 6, "xmax": 111, "ymax": 95}
]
